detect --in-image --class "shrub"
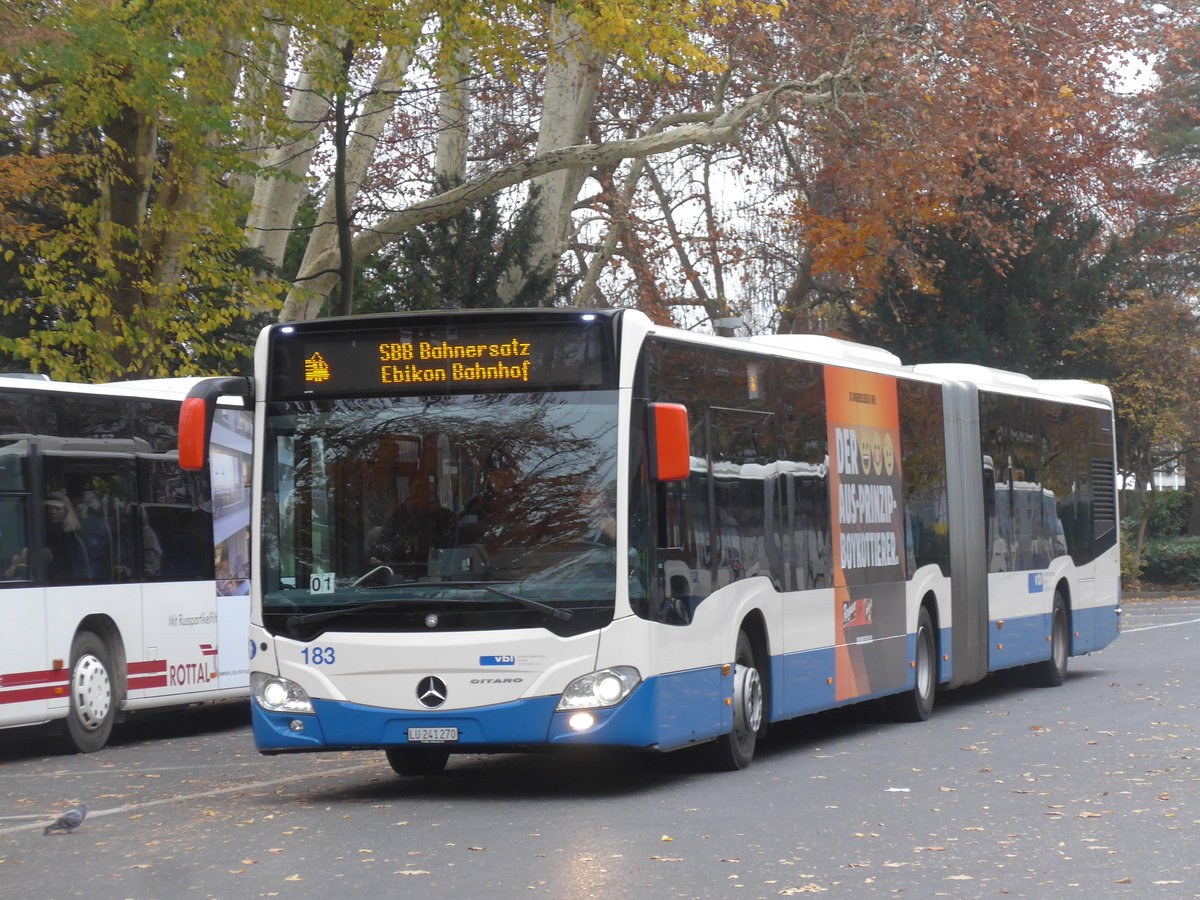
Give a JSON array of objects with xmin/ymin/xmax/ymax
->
[
  {"xmin": 1121, "ymin": 491, "xmax": 1194, "ymax": 539},
  {"xmin": 1120, "ymin": 541, "xmax": 1141, "ymax": 585},
  {"xmin": 1137, "ymin": 536, "xmax": 1200, "ymax": 589}
]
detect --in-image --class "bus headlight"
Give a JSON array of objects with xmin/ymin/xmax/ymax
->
[
  {"xmin": 251, "ymin": 672, "xmax": 314, "ymax": 715},
  {"xmin": 556, "ymin": 666, "xmax": 640, "ymax": 710}
]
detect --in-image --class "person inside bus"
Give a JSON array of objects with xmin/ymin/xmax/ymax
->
[
  {"xmin": 580, "ymin": 484, "xmax": 616, "ymax": 545},
  {"xmin": 142, "ymin": 515, "xmax": 164, "ymax": 579},
  {"xmin": 369, "ymin": 500, "xmax": 454, "ymax": 569},
  {"xmin": 45, "ymin": 491, "xmax": 90, "ymax": 584},
  {"xmin": 4, "ymin": 546, "xmax": 27, "ymax": 580},
  {"xmin": 455, "ymin": 452, "xmax": 520, "ymax": 548},
  {"xmin": 77, "ymin": 490, "xmax": 113, "ymax": 582}
]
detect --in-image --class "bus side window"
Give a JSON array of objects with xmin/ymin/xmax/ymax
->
[
  {"xmin": 0, "ymin": 440, "xmax": 29, "ymax": 583},
  {"xmin": 0, "ymin": 496, "xmax": 29, "ymax": 581}
]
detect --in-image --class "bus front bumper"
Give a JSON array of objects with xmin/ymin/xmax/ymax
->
[{"xmin": 251, "ymin": 681, "xmax": 665, "ymax": 753}]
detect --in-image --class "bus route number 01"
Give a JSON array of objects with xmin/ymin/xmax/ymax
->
[{"xmin": 310, "ymin": 572, "xmax": 335, "ymax": 594}]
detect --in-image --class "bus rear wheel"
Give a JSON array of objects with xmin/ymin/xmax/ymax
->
[
  {"xmin": 890, "ymin": 606, "xmax": 936, "ymax": 722},
  {"xmin": 386, "ymin": 747, "xmax": 450, "ymax": 776},
  {"xmin": 65, "ymin": 631, "xmax": 118, "ymax": 753},
  {"xmin": 710, "ymin": 630, "xmax": 764, "ymax": 771}
]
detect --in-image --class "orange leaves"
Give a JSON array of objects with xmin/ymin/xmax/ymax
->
[
  {"xmin": 731, "ymin": 0, "xmax": 1162, "ymax": 303},
  {"xmin": 0, "ymin": 155, "xmax": 67, "ymax": 246}
]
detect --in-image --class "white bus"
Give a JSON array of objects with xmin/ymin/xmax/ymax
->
[
  {"xmin": 0, "ymin": 376, "xmax": 252, "ymax": 752},
  {"xmin": 181, "ymin": 309, "xmax": 1119, "ymax": 774}
]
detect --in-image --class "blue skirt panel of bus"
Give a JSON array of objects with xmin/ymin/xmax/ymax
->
[
  {"xmin": 1072, "ymin": 603, "xmax": 1121, "ymax": 654},
  {"xmin": 986, "ymin": 604, "xmax": 1119, "ymax": 672},
  {"xmin": 769, "ymin": 634, "xmax": 950, "ymax": 720},
  {"xmin": 251, "ymin": 668, "xmax": 735, "ymax": 753},
  {"xmin": 988, "ymin": 613, "xmax": 1054, "ymax": 669}
]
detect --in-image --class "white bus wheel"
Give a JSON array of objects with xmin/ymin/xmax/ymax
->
[{"xmin": 65, "ymin": 631, "xmax": 118, "ymax": 753}]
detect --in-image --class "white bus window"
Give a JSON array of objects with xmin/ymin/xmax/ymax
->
[{"xmin": 0, "ymin": 496, "xmax": 29, "ymax": 582}]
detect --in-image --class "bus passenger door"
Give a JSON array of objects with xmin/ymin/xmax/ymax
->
[{"xmin": 138, "ymin": 451, "xmax": 221, "ymax": 700}]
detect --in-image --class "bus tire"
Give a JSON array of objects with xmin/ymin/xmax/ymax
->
[
  {"xmin": 710, "ymin": 630, "xmax": 764, "ymax": 771},
  {"xmin": 891, "ymin": 606, "xmax": 936, "ymax": 722},
  {"xmin": 386, "ymin": 747, "xmax": 450, "ymax": 776},
  {"xmin": 65, "ymin": 631, "xmax": 118, "ymax": 753},
  {"xmin": 1032, "ymin": 592, "xmax": 1069, "ymax": 687}
]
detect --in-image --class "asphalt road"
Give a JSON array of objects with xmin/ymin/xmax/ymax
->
[{"xmin": 2, "ymin": 597, "xmax": 1199, "ymax": 899}]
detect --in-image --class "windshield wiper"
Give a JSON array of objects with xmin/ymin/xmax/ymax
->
[
  {"xmin": 404, "ymin": 581, "xmax": 572, "ymax": 622},
  {"xmin": 473, "ymin": 583, "xmax": 573, "ymax": 622},
  {"xmin": 282, "ymin": 581, "xmax": 572, "ymax": 635},
  {"xmin": 285, "ymin": 586, "xmax": 435, "ymax": 632}
]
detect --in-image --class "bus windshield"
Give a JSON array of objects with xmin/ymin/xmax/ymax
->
[{"xmin": 262, "ymin": 390, "xmax": 621, "ymax": 639}]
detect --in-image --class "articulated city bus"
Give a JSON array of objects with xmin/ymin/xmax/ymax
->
[
  {"xmin": 0, "ymin": 376, "xmax": 252, "ymax": 751},
  {"xmin": 181, "ymin": 308, "xmax": 1119, "ymax": 773}
]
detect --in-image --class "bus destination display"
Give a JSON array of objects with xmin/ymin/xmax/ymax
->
[{"xmin": 271, "ymin": 319, "xmax": 611, "ymax": 398}]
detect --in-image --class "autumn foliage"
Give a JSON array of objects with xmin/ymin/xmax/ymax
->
[{"xmin": 0, "ymin": 0, "xmax": 1190, "ymax": 385}]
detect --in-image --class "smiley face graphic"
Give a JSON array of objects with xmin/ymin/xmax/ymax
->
[
  {"xmin": 871, "ymin": 433, "xmax": 884, "ymax": 476},
  {"xmin": 860, "ymin": 431, "xmax": 872, "ymax": 474},
  {"xmin": 883, "ymin": 433, "xmax": 895, "ymax": 477}
]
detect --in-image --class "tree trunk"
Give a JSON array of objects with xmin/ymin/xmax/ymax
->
[
  {"xmin": 280, "ymin": 46, "xmax": 415, "ymax": 321},
  {"xmin": 98, "ymin": 100, "xmax": 156, "ymax": 370},
  {"xmin": 244, "ymin": 44, "xmax": 338, "ymax": 272},
  {"xmin": 236, "ymin": 23, "xmax": 289, "ymax": 197},
  {"xmin": 435, "ymin": 45, "xmax": 470, "ymax": 184},
  {"xmin": 498, "ymin": 9, "xmax": 603, "ymax": 305},
  {"xmin": 333, "ymin": 40, "xmax": 356, "ymax": 318}
]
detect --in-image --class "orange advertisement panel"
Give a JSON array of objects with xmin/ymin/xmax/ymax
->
[{"xmin": 825, "ymin": 367, "xmax": 907, "ymax": 701}]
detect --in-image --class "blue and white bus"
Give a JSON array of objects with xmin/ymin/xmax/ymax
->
[{"xmin": 181, "ymin": 309, "xmax": 1120, "ymax": 773}]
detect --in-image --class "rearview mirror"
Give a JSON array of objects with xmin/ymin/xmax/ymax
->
[
  {"xmin": 648, "ymin": 402, "xmax": 690, "ymax": 482},
  {"xmin": 178, "ymin": 377, "xmax": 253, "ymax": 471}
]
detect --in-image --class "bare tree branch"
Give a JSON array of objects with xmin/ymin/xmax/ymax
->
[{"xmin": 280, "ymin": 73, "xmax": 849, "ymax": 319}]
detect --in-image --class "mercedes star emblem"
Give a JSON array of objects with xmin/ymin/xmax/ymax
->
[{"xmin": 416, "ymin": 675, "xmax": 448, "ymax": 709}]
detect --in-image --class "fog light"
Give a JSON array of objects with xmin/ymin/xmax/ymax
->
[
  {"xmin": 289, "ymin": 719, "xmax": 305, "ymax": 733},
  {"xmin": 568, "ymin": 712, "xmax": 595, "ymax": 731}
]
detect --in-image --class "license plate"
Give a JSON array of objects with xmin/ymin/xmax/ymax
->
[{"xmin": 407, "ymin": 727, "xmax": 458, "ymax": 744}]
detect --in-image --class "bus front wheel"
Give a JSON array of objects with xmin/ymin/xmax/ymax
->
[
  {"xmin": 65, "ymin": 631, "xmax": 118, "ymax": 753},
  {"xmin": 710, "ymin": 630, "xmax": 764, "ymax": 771},
  {"xmin": 386, "ymin": 747, "xmax": 450, "ymax": 776},
  {"xmin": 1031, "ymin": 593, "xmax": 1069, "ymax": 687}
]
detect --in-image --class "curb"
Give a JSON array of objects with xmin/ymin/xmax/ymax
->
[{"xmin": 1122, "ymin": 591, "xmax": 1200, "ymax": 601}]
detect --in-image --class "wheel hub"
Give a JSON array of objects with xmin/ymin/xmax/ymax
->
[
  {"xmin": 72, "ymin": 654, "xmax": 112, "ymax": 732},
  {"xmin": 735, "ymin": 663, "xmax": 763, "ymax": 734}
]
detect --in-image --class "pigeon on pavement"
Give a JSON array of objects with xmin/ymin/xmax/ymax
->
[{"xmin": 43, "ymin": 804, "xmax": 87, "ymax": 835}]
